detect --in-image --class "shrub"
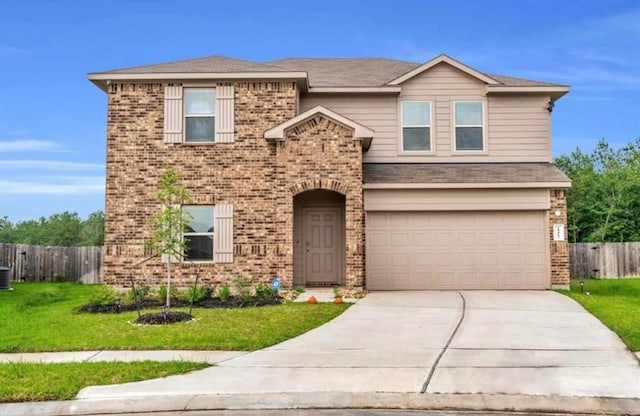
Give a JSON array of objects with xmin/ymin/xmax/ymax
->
[
  {"xmin": 294, "ymin": 286, "xmax": 306, "ymax": 294},
  {"xmin": 218, "ymin": 283, "xmax": 231, "ymax": 302},
  {"xmin": 180, "ymin": 284, "xmax": 214, "ymax": 303},
  {"xmin": 125, "ymin": 284, "xmax": 151, "ymax": 304},
  {"xmin": 255, "ymin": 282, "xmax": 274, "ymax": 300},
  {"xmin": 87, "ymin": 286, "xmax": 119, "ymax": 307},
  {"xmin": 233, "ymin": 276, "xmax": 255, "ymax": 303},
  {"xmin": 157, "ymin": 283, "xmax": 178, "ymax": 305},
  {"xmin": 333, "ymin": 285, "xmax": 342, "ymax": 298}
]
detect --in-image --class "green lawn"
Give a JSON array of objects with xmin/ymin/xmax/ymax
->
[
  {"xmin": 0, "ymin": 361, "xmax": 208, "ymax": 402},
  {"xmin": 0, "ymin": 283, "xmax": 350, "ymax": 352},
  {"xmin": 560, "ymin": 278, "xmax": 640, "ymax": 351}
]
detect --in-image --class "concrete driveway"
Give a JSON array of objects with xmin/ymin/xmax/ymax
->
[{"xmin": 78, "ymin": 291, "xmax": 640, "ymax": 399}]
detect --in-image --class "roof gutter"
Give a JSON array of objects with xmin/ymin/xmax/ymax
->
[
  {"xmin": 486, "ymin": 85, "xmax": 570, "ymax": 101},
  {"xmin": 363, "ymin": 181, "xmax": 572, "ymax": 189},
  {"xmin": 87, "ymin": 71, "xmax": 310, "ymax": 92},
  {"xmin": 307, "ymin": 86, "xmax": 402, "ymax": 94}
]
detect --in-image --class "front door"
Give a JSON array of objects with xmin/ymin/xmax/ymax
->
[{"xmin": 303, "ymin": 208, "xmax": 341, "ymax": 284}]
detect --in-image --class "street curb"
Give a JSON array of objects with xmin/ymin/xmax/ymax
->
[{"xmin": 2, "ymin": 392, "xmax": 640, "ymax": 416}]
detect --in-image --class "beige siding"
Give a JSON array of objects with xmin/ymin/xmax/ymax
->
[
  {"xmin": 364, "ymin": 188, "xmax": 550, "ymax": 211},
  {"xmin": 299, "ymin": 63, "xmax": 552, "ymax": 163}
]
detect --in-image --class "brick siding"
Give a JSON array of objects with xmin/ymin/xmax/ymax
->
[{"xmin": 549, "ymin": 189, "xmax": 570, "ymax": 287}]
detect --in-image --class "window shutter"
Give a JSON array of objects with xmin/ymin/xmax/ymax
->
[
  {"xmin": 215, "ymin": 85, "xmax": 234, "ymax": 143},
  {"xmin": 214, "ymin": 204, "xmax": 234, "ymax": 263},
  {"xmin": 164, "ymin": 86, "xmax": 183, "ymax": 143}
]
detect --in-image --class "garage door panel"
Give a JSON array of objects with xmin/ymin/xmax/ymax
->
[
  {"xmin": 390, "ymin": 253, "xmax": 410, "ymax": 266},
  {"xmin": 366, "ymin": 211, "xmax": 548, "ymax": 290},
  {"xmin": 459, "ymin": 252, "xmax": 478, "ymax": 266},
  {"xmin": 458, "ymin": 232, "xmax": 476, "ymax": 246},
  {"xmin": 390, "ymin": 214, "xmax": 410, "ymax": 228},
  {"xmin": 369, "ymin": 253, "xmax": 388, "ymax": 267},
  {"xmin": 368, "ymin": 232, "xmax": 388, "ymax": 247},
  {"xmin": 413, "ymin": 232, "xmax": 432, "ymax": 246},
  {"xmin": 390, "ymin": 233, "xmax": 409, "ymax": 246}
]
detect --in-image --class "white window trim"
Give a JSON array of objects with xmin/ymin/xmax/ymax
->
[
  {"xmin": 398, "ymin": 100, "xmax": 435, "ymax": 155},
  {"xmin": 184, "ymin": 88, "xmax": 216, "ymax": 144},
  {"xmin": 451, "ymin": 100, "xmax": 488, "ymax": 154},
  {"xmin": 182, "ymin": 205, "xmax": 215, "ymax": 263}
]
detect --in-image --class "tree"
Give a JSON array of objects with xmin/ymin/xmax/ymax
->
[
  {"xmin": 0, "ymin": 212, "xmax": 105, "ymax": 246},
  {"xmin": 145, "ymin": 167, "xmax": 192, "ymax": 309},
  {"xmin": 0, "ymin": 217, "xmax": 15, "ymax": 243},
  {"xmin": 80, "ymin": 211, "xmax": 105, "ymax": 246},
  {"xmin": 555, "ymin": 137, "xmax": 640, "ymax": 242}
]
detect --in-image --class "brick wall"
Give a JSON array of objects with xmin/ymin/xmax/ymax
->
[
  {"xmin": 549, "ymin": 189, "xmax": 570, "ymax": 287},
  {"xmin": 104, "ymin": 82, "xmax": 297, "ymax": 287},
  {"xmin": 276, "ymin": 116, "xmax": 364, "ymax": 288}
]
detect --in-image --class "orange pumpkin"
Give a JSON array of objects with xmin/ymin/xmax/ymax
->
[
  {"xmin": 308, "ymin": 296, "xmax": 318, "ymax": 304},
  {"xmin": 334, "ymin": 297, "xmax": 343, "ymax": 304}
]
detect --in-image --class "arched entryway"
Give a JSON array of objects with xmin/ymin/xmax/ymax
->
[{"xmin": 293, "ymin": 189, "xmax": 346, "ymax": 286}]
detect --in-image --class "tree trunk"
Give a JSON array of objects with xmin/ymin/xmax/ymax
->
[{"xmin": 166, "ymin": 261, "xmax": 171, "ymax": 310}]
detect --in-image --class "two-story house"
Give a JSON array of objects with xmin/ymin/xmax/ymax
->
[{"xmin": 88, "ymin": 54, "xmax": 571, "ymax": 291}]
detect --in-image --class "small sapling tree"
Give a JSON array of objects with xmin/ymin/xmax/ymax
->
[{"xmin": 145, "ymin": 167, "xmax": 192, "ymax": 310}]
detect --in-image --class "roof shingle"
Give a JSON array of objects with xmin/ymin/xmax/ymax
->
[
  {"xmin": 91, "ymin": 55, "xmax": 566, "ymax": 88},
  {"xmin": 363, "ymin": 163, "xmax": 571, "ymax": 184},
  {"xmin": 93, "ymin": 56, "xmax": 290, "ymax": 74}
]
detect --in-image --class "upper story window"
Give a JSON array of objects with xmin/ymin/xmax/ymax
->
[
  {"xmin": 454, "ymin": 101, "xmax": 484, "ymax": 151},
  {"xmin": 183, "ymin": 205, "xmax": 214, "ymax": 261},
  {"xmin": 184, "ymin": 89, "xmax": 216, "ymax": 142},
  {"xmin": 401, "ymin": 101, "xmax": 431, "ymax": 152}
]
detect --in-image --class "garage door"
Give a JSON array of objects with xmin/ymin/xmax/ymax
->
[{"xmin": 366, "ymin": 211, "xmax": 548, "ymax": 290}]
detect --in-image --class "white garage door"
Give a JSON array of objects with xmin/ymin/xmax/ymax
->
[{"xmin": 366, "ymin": 211, "xmax": 548, "ymax": 290}]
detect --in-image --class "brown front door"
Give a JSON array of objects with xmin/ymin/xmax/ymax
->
[{"xmin": 303, "ymin": 208, "xmax": 341, "ymax": 284}]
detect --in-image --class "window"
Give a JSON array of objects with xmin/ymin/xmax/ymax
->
[
  {"xmin": 454, "ymin": 101, "xmax": 484, "ymax": 151},
  {"xmin": 185, "ymin": 89, "xmax": 216, "ymax": 142},
  {"xmin": 183, "ymin": 206, "xmax": 214, "ymax": 261},
  {"xmin": 401, "ymin": 101, "xmax": 431, "ymax": 151}
]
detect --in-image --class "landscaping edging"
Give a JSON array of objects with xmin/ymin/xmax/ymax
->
[{"xmin": 79, "ymin": 296, "xmax": 282, "ymax": 314}]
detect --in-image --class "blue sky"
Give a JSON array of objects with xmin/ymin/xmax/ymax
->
[{"xmin": 1, "ymin": 0, "xmax": 639, "ymax": 221}]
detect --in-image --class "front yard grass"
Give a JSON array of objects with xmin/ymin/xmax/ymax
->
[
  {"xmin": 0, "ymin": 283, "xmax": 350, "ymax": 352},
  {"xmin": 0, "ymin": 360, "xmax": 208, "ymax": 402},
  {"xmin": 560, "ymin": 278, "xmax": 640, "ymax": 351}
]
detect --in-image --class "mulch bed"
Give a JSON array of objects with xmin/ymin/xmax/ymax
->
[
  {"xmin": 79, "ymin": 296, "xmax": 282, "ymax": 314},
  {"xmin": 134, "ymin": 311, "xmax": 193, "ymax": 325}
]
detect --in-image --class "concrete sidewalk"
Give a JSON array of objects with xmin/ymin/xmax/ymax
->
[{"xmin": 0, "ymin": 350, "xmax": 245, "ymax": 364}]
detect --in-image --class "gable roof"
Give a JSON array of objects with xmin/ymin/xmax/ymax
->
[
  {"xmin": 386, "ymin": 54, "xmax": 500, "ymax": 85},
  {"xmin": 264, "ymin": 105, "xmax": 375, "ymax": 141},
  {"xmin": 88, "ymin": 54, "xmax": 569, "ymax": 94}
]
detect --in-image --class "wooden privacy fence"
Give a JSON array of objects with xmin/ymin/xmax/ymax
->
[
  {"xmin": 0, "ymin": 243, "xmax": 103, "ymax": 284},
  {"xmin": 570, "ymin": 242, "xmax": 640, "ymax": 279},
  {"xmin": 0, "ymin": 242, "xmax": 638, "ymax": 283}
]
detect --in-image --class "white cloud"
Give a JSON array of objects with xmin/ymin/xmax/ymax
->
[
  {"xmin": 569, "ymin": 51, "xmax": 626, "ymax": 66},
  {"xmin": 0, "ymin": 140, "xmax": 64, "ymax": 152},
  {"xmin": 0, "ymin": 160, "xmax": 104, "ymax": 170},
  {"xmin": 0, "ymin": 45, "xmax": 26, "ymax": 56},
  {"xmin": 0, "ymin": 176, "xmax": 105, "ymax": 195}
]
